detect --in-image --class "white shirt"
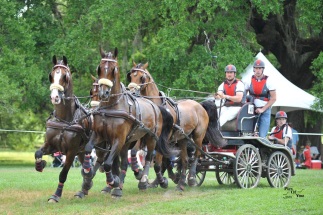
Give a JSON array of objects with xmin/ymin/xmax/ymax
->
[
  {"xmin": 244, "ymin": 75, "xmax": 276, "ymax": 107},
  {"xmin": 218, "ymin": 80, "xmax": 245, "ymax": 94}
]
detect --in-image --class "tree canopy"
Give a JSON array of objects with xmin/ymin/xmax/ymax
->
[{"xmin": 0, "ymin": 0, "xmax": 322, "ymax": 150}]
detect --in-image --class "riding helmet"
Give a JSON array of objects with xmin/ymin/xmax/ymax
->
[
  {"xmin": 253, "ymin": 59, "xmax": 265, "ymax": 68},
  {"xmin": 225, "ymin": 64, "xmax": 237, "ymax": 72},
  {"xmin": 275, "ymin": 111, "xmax": 287, "ymax": 119}
]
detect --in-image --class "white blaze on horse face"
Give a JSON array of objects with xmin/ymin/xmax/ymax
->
[{"xmin": 50, "ymin": 69, "xmax": 63, "ymax": 105}]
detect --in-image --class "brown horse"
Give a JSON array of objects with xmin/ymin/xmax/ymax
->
[
  {"xmin": 127, "ymin": 62, "xmax": 226, "ymax": 191},
  {"xmin": 34, "ymin": 56, "xmax": 92, "ymax": 202},
  {"xmin": 82, "ymin": 47, "xmax": 174, "ymax": 198}
]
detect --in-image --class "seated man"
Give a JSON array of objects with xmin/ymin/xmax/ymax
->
[
  {"xmin": 214, "ymin": 64, "xmax": 246, "ymax": 127},
  {"xmin": 268, "ymin": 111, "xmax": 293, "ymax": 150}
]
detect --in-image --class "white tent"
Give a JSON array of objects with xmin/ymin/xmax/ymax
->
[{"xmin": 241, "ymin": 52, "xmax": 318, "ymax": 113}]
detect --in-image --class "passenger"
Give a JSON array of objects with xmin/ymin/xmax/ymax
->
[
  {"xmin": 268, "ymin": 111, "xmax": 293, "ymax": 150},
  {"xmin": 244, "ymin": 59, "xmax": 276, "ymax": 137},
  {"xmin": 214, "ymin": 64, "xmax": 246, "ymax": 126},
  {"xmin": 288, "ymin": 122, "xmax": 299, "ymax": 159}
]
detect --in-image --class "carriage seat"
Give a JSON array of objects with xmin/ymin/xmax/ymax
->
[{"xmin": 220, "ymin": 102, "xmax": 257, "ymax": 134}]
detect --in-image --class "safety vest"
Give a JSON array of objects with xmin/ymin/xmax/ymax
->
[
  {"xmin": 223, "ymin": 79, "xmax": 246, "ymax": 106},
  {"xmin": 249, "ymin": 75, "xmax": 270, "ymax": 101},
  {"xmin": 272, "ymin": 124, "xmax": 292, "ymax": 149}
]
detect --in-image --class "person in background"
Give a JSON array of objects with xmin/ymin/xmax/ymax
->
[
  {"xmin": 288, "ymin": 122, "xmax": 299, "ymax": 159},
  {"xmin": 268, "ymin": 111, "xmax": 293, "ymax": 150},
  {"xmin": 244, "ymin": 59, "xmax": 276, "ymax": 137},
  {"xmin": 300, "ymin": 140, "xmax": 312, "ymax": 168},
  {"xmin": 214, "ymin": 64, "xmax": 246, "ymax": 127}
]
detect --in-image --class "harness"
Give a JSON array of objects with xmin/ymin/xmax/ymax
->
[
  {"xmin": 250, "ymin": 75, "xmax": 270, "ymax": 101},
  {"xmin": 46, "ymin": 99, "xmax": 92, "ymax": 151}
]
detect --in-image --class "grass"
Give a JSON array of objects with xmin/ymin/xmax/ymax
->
[{"xmin": 0, "ymin": 152, "xmax": 322, "ymax": 215}]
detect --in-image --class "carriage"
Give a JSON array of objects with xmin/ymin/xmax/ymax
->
[{"xmin": 185, "ymin": 98, "xmax": 295, "ymax": 188}]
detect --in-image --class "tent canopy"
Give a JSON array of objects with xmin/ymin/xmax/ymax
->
[{"xmin": 241, "ymin": 52, "xmax": 319, "ymax": 113}]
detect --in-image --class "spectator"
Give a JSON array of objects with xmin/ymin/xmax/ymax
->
[
  {"xmin": 288, "ymin": 122, "xmax": 299, "ymax": 158},
  {"xmin": 268, "ymin": 111, "xmax": 293, "ymax": 150},
  {"xmin": 244, "ymin": 59, "xmax": 276, "ymax": 137},
  {"xmin": 300, "ymin": 140, "xmax": 312, "ymax": 168},
  {"xmin": 214, "ymin": 64, "xmax": 246, "ymax": 126}
]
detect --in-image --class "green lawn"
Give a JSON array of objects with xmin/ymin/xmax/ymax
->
[{"xmin": 0, "ymin": 152, "xmax": 322, "ymax": 215}]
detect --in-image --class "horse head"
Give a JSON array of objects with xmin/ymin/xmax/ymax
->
[
  {"xmin": 127, "ymin": 61, "xmax": 151, "ymax": 92},
  {"xmin": 90, "ymin": 74, "xmax": 100, "ymax": 108},
  {"xmin": 49, "ymin": 55, "xmax": 72, "ymax": 105},
  {"xmin": 97, "ymin": 47, "xmax": 118, "ymax": 100}
]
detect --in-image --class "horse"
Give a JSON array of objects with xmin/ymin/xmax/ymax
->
[
  {"xmin": 34, "ymin": 56, "xmax": 92, "ymax": 202},
  {"xmin": 82, "ymin": 47, "xmax": 175, "ymax": 198},
  {"xmin": 127, "ymin": 62, "xmax": 227, "ymax": 191}
]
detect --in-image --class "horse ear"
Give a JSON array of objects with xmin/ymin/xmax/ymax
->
[
  {"xmin": 143, "ymin": 62, "xmax": 148, "ymax": 70},
  {"xmin": 52, "ymin": 55, "xmax": 57, "ymax": 65},
  {"xmin": 100, "ymin": 46, "xmax": 105, "ymax": 58},
  {"xmin": 132, "ymin": 60, "xmax": 137, "ymax": 67},
  {"xmin": 114, "ymin": 47, "xmax": 118, "ymax": 59},
  {"xmin": 63, "ymin": 56, "xmax": 68, "ymax": 65}
]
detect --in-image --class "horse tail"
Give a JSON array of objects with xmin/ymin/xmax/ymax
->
[
  {"xmin": 200, "ymin": 100, "xmax": 227, "ymax": 148},
  {"xmin": 156, "ymin": 105, "xmax": 175, "ymax": 158}
]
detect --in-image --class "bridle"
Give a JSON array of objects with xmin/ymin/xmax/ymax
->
[{"xmin": 49, "ymin": 64, "xmax": 71, "ymax": 102}]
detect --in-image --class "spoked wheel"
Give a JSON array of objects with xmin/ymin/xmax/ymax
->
[
  {"xmin": 266, "ymin": 151, "xmax": 291, "ymax": 188},
  {"xmin": 185, "ymin": 169, "xmax": 206, "ymax": 186},
  {"xmin": 234, "ymin": 144, "xmax": 262, "ymax": 188},
  {"xmin": 196, "ymin": 171, "xmax": 206, "ymax": 186},
  {"xmin": 216, "ymin": 171, "xmax": 235, "ymax": 185}
]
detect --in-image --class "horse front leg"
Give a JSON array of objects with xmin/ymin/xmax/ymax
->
[
  {"xmin": 48, "ymin": 154, "xmax": 74, "ymax": 203},
  {"xmin": 34, "ymin": 147, "xmax": 47, "ymax": 172},
  {"xmin": 138, "ymin": 142, "xmax": 154, "ymax": 190}
]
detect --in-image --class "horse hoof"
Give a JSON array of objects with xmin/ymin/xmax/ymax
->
[
  {"xmin": 160, "ymin": 177, "xmax": 168, "ymax": 189},
  {"xmin": 101, "ymin": 186, "xmax": 112, "ymax": 194},
  {"xmin": 35, "ymin": 160, "xmax": 47, "ymax": 172},
  {"xmin": 138, "ymin": 181, "xmax": 148, "ymax": 190},
  {"xmin": 111, "ymin": 188, "xmax": 122, "ymax": 198},
  {"xmin": 187, "ymin": 177, "xmax": 197, "ymax": 187},
  {"xmin": 48, "ymin": 195, "xmax": 59, "ymax": 203},
  {"xmin": 134, "ymin": 169, "xmax": 143, "ymax": 180},
  {"xmin": 74, "ymin": 191, "xmax": 86, "ymax": 199}
]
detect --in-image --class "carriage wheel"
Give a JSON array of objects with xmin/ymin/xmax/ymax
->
[
  {"xmin": 234, "ymin": 144, "xmax": 262, "ymax": 188},
  {"xmin": 266, "ymin": 151, "xmax": 291, "ymax": 188},
  {"xmin": 186, "ymin": 170, "xmax": 206, "ymax": 186},
  {"xmin": 216, "ymin": 171, "xmax": 235, "ymax": 185},
  {"xmin": 196, "ymin": 171, "xmax": 206, "ymax": 186}
]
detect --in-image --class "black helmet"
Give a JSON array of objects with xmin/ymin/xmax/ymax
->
[
  {"xmin": 253, "ymin": 59, "xmax": 265, "ymax": 68},
  {"xmin": 225, "ymin": 64, "xmax": 237, "ymax": 72},
  {"xmin": 275, "ymin": 111, "xmax": 287, "ymax": 119}
]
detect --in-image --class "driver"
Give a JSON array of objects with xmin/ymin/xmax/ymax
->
[
  {"xmin": 268, "ymin": 111, "xmax": 293, "ymax": 149},
  {"xmin": 214, "ymin": 64, "xmax": 246, "ymax": 127}
]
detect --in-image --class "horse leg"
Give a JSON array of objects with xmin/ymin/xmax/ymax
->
[
  {"xmin": 130, "ymin": 148, "xmax": 143, "ymax": 180},
  {"xmin": 110, "ymin": 148, "xmax": 129, "ymax": 198},
  {"xmin": 138, "ymin": 142, "xmax": 155, "ymax": 190},
  {"xmin": 34, "ymin": 147, "xmax": 47, "ymax": 172},
  {"xmin": 48, "ymin": 155, "xmax": 74, "ymax": 203},
  {"xmin": 153, "ymin": 152, "xmax": 168, "ymax": 189},
  {"xmin": 176, "ymin": 141, "xmax": 188, "ymax": 191}
]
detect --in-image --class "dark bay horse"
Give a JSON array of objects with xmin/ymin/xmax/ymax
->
[
  {"xmin": 34, "ymin": 56, "xmax": 92, "ymax": 202},
  {"xmin": 82, "ymin": 47, "xmax": 174, "ymax": 198},
  {"xmin": 127, "ymin": 62, "xmax": 227, "ymax": 191}
]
